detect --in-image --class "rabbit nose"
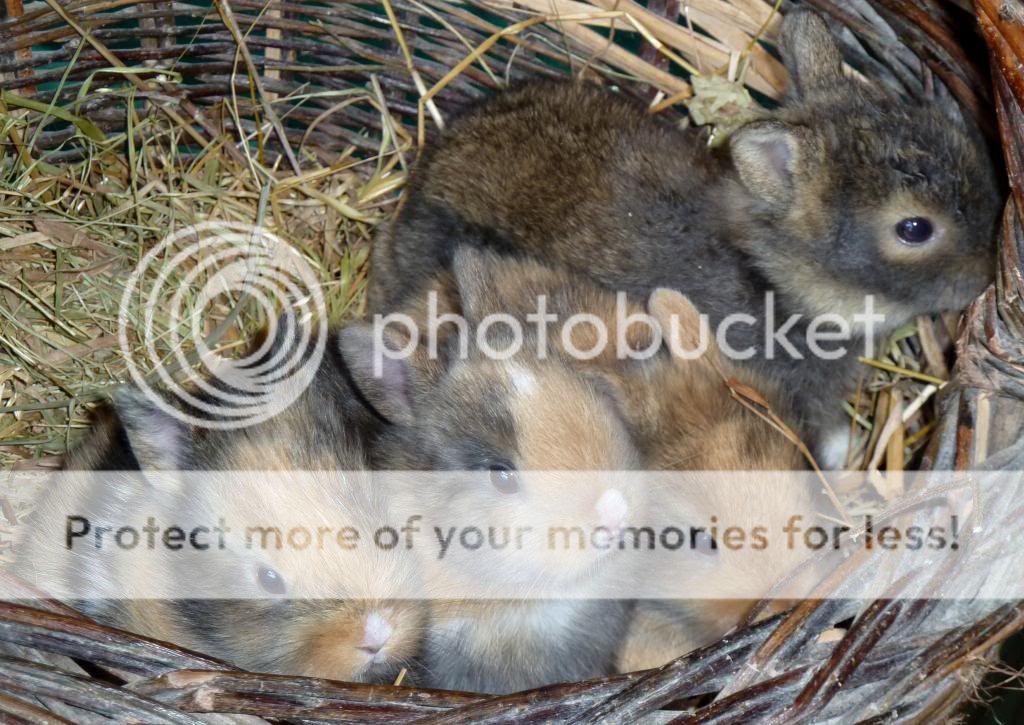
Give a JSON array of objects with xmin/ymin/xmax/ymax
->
[
  {"xmin": 595, "ymin": 488, "xmax": 628, "ymax": 533},
  {"xmin": 358, "ymin": 612, "xmax": 393, "ymax": 655}
]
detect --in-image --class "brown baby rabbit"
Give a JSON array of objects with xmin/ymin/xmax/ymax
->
[
  {"xmin": 368, "ymin": 9, "xmax": 1001, "ymax": 463},
  {"xmin": 617, "ymin": 289, "xmax": 831, "ymax": 672},
  {"xmin": 339, "ymin": 250, "xmax": 643, "ymax": 693},
  {"xmin": 13, "ymin": 319, "xmax": 426, "ymax": 683}
]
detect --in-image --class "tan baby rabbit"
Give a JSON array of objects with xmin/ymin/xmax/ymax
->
[
  {"xmin": 13, "ymin": 319, "xmax": 426, "ymax": 683},
  {"xmin": 368, "ymin": 9, "xmax": 1001, "ymax": 463},
  {"xmin": 338, "ymin": 250, "xmax": 644, "ymax": 693},
  {"xmin": 617, "ymin": 289, "xmax": 830, "ymax": 672}
]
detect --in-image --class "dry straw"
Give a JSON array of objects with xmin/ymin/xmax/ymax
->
[{"xmin": 1, "ymin": 0, "xmax": 1023, "ymax": 720}]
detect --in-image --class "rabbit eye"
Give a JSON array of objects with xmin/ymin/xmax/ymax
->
[
  {"xmin": 487, "ymin": 464, "xmax": 520, "ymax": 494},
  {"xmin": 895, "ymin": 217, "xmax": 934, "ymax": 245},
  {"xmin": 257, "ymin": 566, "xmax": 287, "ymax": 595},
  {"xmin": 692, "ymin": 531, "xmax": 719, "ymax": 556}
]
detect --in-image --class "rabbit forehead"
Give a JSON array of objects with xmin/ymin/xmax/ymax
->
[
  {"xmin": 783, "ymin": 92, "xmax": 994, "ymax": 212},
  {"xmin": 503, "ymin": 364, "xmax": 636, "ymax": 470},
  {"xmin": 438, "ymin": 357, "xmax": 630, "ymax": 468}
]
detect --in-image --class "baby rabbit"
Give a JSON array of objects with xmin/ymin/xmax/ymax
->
[
  {"xmin": 460, "ymin": 260, "xmax": 830, "ymax": 669},
  {"xmin": 339, "ymin": 250, "xmax": 643, "ymax": 693},
  {"xmin": 617, "ymin": 289, "xmax": 830, "ymax": 672},
  {"xmin": 13, "ymin": 320, "xmax": 426, "ymax": 684},
  {"xmin": 368, "ymin": 9, "xmax": 1001, "ymax": 463}
]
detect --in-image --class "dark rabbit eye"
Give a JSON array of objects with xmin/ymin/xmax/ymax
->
[
  {"xmin": 487, "ymin": 464, "xmax": 520, "ymax": 494},
  {"xmin": 692, "ymin": 531, "xmax": 719, "ymax": 556},
  {"xmin": 895, "ymin": 217, "xmax": 934, "ymax": 245},
  {"xmin": 257, "ymin": 566, "xmax": 287, "ymax": 595}
]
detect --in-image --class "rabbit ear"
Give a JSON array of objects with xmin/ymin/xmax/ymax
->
[
  {"xmin": 451, "ymin": 246, "xmax": 502, "ymax": 325},
  {"xmin": 780, "ymin": 9, "xmax": 844, "ymax": 97},
  {"xmin": 646, "ymin": 288, "xmax": 716, "ymax": 366},
  {"xmin": 337, "ymin": 323, "xmax": 417, "ymax": 425},
  {"xmin": 729, "ymin": 121, "xmax": 806, "ymax": 206},
  {"xmin": 111, "ymin": 387, "xmax": 190, "ymax": 471}
]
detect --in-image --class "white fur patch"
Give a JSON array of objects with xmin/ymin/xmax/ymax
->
[
  {"xmin": 363, "ymin": 611, "xmax": 393, "ymax": 650},
  {"xmin": 817, "ymin": 428, "xmax": 851, "ymax": 469},
  {"xmin": 595, "ymin": 489, "xmax": 628, "ymax": 531},
  {"xmin": 508, "ymin": 365, "xmax": 538, "ymax": 398}
]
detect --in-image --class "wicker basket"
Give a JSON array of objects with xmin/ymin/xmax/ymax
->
[{"xmin": 2, "ymin": 0, "xmax": 1024, "ymax": 721}]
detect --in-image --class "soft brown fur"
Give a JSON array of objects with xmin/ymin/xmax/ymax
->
[
  {"xmin": 368, "ymin": 10, "xmax": 1001, "ymax": 456},
  {"xmin": 392, "ymin": 249, "xmax": 804, "ymax": 470},
  {"xmin": 14, "ymin": 329, "xmax": 427, "ymax": 683},
  {"xmin": 619, "ymin": 290, "xmax": 828, "ymax": 671}
]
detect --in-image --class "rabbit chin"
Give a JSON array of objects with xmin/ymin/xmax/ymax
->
[{"xmin": 299, "ymin": 604, "xmax": 423, "ymax": 681}]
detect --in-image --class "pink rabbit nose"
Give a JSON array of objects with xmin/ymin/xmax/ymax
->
[
  {"xmin": 595, "ymin": 488, "xmax": 628, "ymax": 534},
  {"xmin": 358, "ymin": 612, "xmax": 393, "ymax": 656}
]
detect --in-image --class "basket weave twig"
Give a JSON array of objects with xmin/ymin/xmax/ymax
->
[{"xmin": 2, "ymin": 0, "xmax": 1024, "ymax": 721}]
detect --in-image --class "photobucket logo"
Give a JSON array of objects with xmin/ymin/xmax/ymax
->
[
  {"xmin": 118, "ymin": 222, "xmax": 327, "ymax": 429},
  {"xmin": 371, "ymin": 291, "xmax": 885, "ymax": 373}
]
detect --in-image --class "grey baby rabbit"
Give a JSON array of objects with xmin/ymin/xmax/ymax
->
[
  {"xmin": 13, "ymin": 320, "xmax": 426, "ymax": 683},
  {"xmin": 339, "ymin": 250, "xmax": 642, "ymax": 693},
  {"xmin": 368, "ymin": 9, "xmax": 1001, "ymax": 463}
]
